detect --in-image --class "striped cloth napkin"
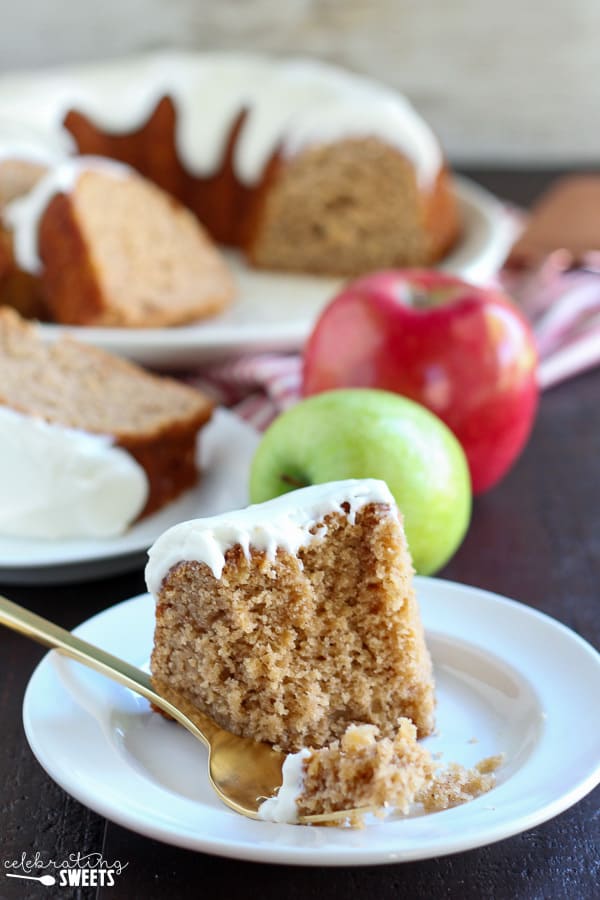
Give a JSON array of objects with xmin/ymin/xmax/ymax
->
[
  {"xmin": 187, "ymin": 253, "xmax": 600, "ymax": 431},
  {"xmin": 502, "ymin": 252, "xmax": 600, "ymax": 391}
]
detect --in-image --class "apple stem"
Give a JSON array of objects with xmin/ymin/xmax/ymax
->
[
  {"xmin": 408, "ymin": 288, "xmax": 433, "ymax": 309},
  {"xmin": 280, "ymin": 473, "xmax": 309, "ymax": 489}
]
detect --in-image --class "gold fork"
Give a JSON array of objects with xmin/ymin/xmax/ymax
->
[{"xmin": 0, "ymin": 594, "xmax": 357, "ymax": 826}]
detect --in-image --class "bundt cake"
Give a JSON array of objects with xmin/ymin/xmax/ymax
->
[
  {"xmin": 0, "ymin": 52, "xmax": 460, "ymax": 278},
  {"xmin": 0, "ymin": 134, "xmax": 60, "ymax": 320},
  {"xmin": 0, "ymin": 155, "xmax": 235, "ymax": 327},
  {"xmin": 0, "ymin": 309, "xmax": 213, "ymax": 537},
  {"xmin": 146, "ymin": 478, "xmax": 436, "ymax": 754}
]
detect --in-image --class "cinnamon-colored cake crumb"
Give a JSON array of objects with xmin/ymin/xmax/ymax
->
[
  {"xmin": 150, "ymin": 489, "xmax": 435, "ymax": 753},
  {"xmin": 293, "ymin": 728, "xmax": 501, "ymax": 824},
  {"xmin": 297, "ymin": 720, "xmax": 433, "ymax": 819},
  {"xmin": 0, "ymin": 308, "xmax": 213, "ymax": 515},
  {"xmin": 246, "ymin": 139, "xmax": 458, "ymax": 276},
  {"xmin": 37, "ymin": 168, "xmax": 235, "ymax": 327},
  {"xmin": 416, "ymin": 755, "xmax": 503, "ymax": 812}
]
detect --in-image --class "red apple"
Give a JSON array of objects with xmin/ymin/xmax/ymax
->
[{"xmin": 302, "ymin": 269, "xmax": 539, "ymax": 494}]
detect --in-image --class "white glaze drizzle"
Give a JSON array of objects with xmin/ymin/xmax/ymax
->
[
  {"xmin": 145, "ymin": 478, "xmax": 395, "ymax": 596},
  {"xmin": 0, "ymin": 141, "xmax": 61, "ymax": 167},
  {"xmin": 0, "ymin": 118, "xmax": 74, "ymax": 164},
  {"xmin": 0, "ymin": 51, "xmax": 442, "ymax": 188},
  {"xmin": 3, "ymin": 155, "xmax": 131, "ymax": 274}
]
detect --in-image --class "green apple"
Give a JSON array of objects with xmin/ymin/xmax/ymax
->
[{"xmin": 249, "ymin": 388, "xmax": 471, "ymax": 575}]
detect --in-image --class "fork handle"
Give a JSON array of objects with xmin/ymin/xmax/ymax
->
[{"xmin": 0, "ymin": 593, "xmax": 209, "ymax": 747}]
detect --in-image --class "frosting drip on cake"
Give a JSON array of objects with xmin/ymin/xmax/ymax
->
[
  {"xmin": 0, "ymin": 119, "xmax": 74, "ymax": 164},
  {"xmin": 0, "ymin": 141, "xmax": 60, "ymax": 167},
  {"xmin": 0, "ymin": 52, "xmax": 442, "ymax": 188},
  {"xmin": 3, "ymin": 156, "xmax": 131, "ymax": 274},
  {"xmin": 0, "ymin": 406, "xmax": 148, "ymax": 539},
  {"xmin": 145, "ymin": 478, "xmax": 395, "ymax": 594}
]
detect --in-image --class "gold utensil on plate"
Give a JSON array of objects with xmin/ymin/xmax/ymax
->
[{"xmin": 0, "ymin": 594, "xmax": 357, "ymax": 826}]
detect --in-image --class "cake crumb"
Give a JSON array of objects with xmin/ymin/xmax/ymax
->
[
  {"xmin": 416, "ymin": 754, "xmax": 504, "ymax": 813},
  {"xmin": 297, "ymin": 720, "xmax": 432, "ymax": 820},
  {"xmin": 475, "ymin": 753, "xmax": 505, "ymax": 774},
  {"xmin": 293, "ymin": 724, "xmax": 504, "ymax": 827}
]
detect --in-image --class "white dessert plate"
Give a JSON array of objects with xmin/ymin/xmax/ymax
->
[
  {"xmin": 36, "ymin": 176, "xmax": 517, "ymax": 368},
  {"xmin": 0, "ymin": 408, "xmax": 259, "ymax": 585},
  {"xmin": 22, "ymin": 578, "xmax": 600, "ymax": 866}
]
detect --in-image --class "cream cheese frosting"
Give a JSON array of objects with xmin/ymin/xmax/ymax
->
[
  {"xmin": 0, "ymin": 141, "xmax": 61, "ymax": 167},
  {"xmin": 0, "ymin": 406, "xmax": 148, "ymax": 539},
  {"xmin": 145, "ymin": 478, "xmax": 395, "ymax": 595},
  {"xmin": 0, "ymin": 51, "xmax": 442, "ymax": 189},
  {"xmin": 3, "ymin": 155, "xmax": 131, "ymax": 274},
  {"xmin": 258, "ymin": 748, "xmax": 311, "ymax": 824}
]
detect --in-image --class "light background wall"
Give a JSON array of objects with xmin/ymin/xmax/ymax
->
[{"xmin": 1, "ymin": 0, "xmax": 598, "ymax": 165}]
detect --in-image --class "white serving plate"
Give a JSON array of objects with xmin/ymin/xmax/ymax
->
[{"xmin": 22, "ymin": 578, "xmax": 600, "ymax": 865}]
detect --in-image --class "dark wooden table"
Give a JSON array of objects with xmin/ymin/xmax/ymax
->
[{"xmin": 1, "ymin": 170, "xmax": 598, "ymax": 900}]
